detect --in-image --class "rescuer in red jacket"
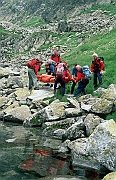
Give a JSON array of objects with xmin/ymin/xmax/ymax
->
[
  {"xmin": 73, "ymin": 65, "xmax": 89, "ymax": 97},
  {"xmin": 54, "ymin": 64, "xmax": 70, "ymax": 96},
  {"xmin": 50, "ymin": 49, "xmax": 61, "ymax": 64},
  {"xmin": 27, "ymin": 58, "xmax": 43, "ymax": 91},
  {"xmin": 90, "ymin": 53, "xmax": 104, "ymax": 89}
]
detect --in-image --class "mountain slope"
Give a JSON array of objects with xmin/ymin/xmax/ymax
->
[{"xmin": 0, "ymin": 0, "xmax": 115, "ymax": 23}]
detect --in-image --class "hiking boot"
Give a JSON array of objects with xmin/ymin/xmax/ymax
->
[
  {"xmin": 29, "ymin": 86, "xmax": 34, "ymax": 94},
  {"xmin": 94, "ymin": 85, "xmax": 98, "ymax": 90},
  {"xmin": 45, "ymin": 83, "xmax": 50, "ymax": 86},
  {"xmin": 50, "ymin": 84, "xmax": 53, "ymax": 87},
  {"xmin": 100, "ymin": 82, "xmax": 103, "ymax": 86},
  {"xmin": 34, "ymin": 87, "xmax": 39, "ymax": 90}
]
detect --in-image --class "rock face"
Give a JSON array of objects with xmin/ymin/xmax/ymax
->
[
  {"xmin": 0, "ymin": 0, "xmax": 113, "ymax": 23},
  {"xmin": 87, "ymin": 119, "xmax": 116, "ymax": 171},
  {"xmin": 0, "ymin": 0, "xmax": 116, "ymax": 63}
]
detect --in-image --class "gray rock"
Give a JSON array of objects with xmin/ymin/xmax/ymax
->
[
  {"xmin": 4, "ymin": 105, "xmax": 32, "ymax": 123},
  {"xmin": 87, "ymin": 119, "xmax": 116, "ymax": 171}
]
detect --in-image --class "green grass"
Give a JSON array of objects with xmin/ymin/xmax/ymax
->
[
  {"xmin": 21, "ymin": 16, "xmax": 46, "ymax": 27},
  {"xmin": 0, "ymin": 25, "xmax": 22, "ymax": 40},
  {"xmin": 42, "ymin": 28, "xmax": 116, "ymax": 122},
  {"xmin": 62, "ymin": 28, "xmax": 116, "ymax": 85},
  {"xmin": 80, "ymin": 4, "xmax": 116, "ymax": 16},
  {"xmin": 40, "ymin": 28, "xmax": 116, "ymax": 98},
  {"xmin": 106, "ymin": 112, "xmax": 116, "ymax": 122}
]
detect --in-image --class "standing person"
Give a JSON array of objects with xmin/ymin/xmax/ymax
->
[
  {"xmin": 54, "ymin": 62, "xmax": 66, "ymax": 96},
  {"xmin": 27, "ymin": 58, "xmax": 43, "ymax": 91},
  {"xmin": 50, "ymin": 49, "xmax": 61, "ymax": 64},
  {"xmin": 73, "ymin": 65, "xmax": 89, "ymax": 97},
  {"xmin": 90, "ymin": 53, "xmax": 104, "ymax": 89},
  {"xmin": 71, "ymin": 63, "xmax": 78, "ymax": 94}
]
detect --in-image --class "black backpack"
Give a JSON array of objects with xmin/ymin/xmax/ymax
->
[
  {"xmin": 98, "ymin": 56, "xmax": 104, "ymax": 62},
  {"xmin": 98, "ymin": 57, "xmax": 105, "ymax": 70}
]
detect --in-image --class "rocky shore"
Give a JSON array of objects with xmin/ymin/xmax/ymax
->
[{"xmin": 0, "ymin": 65, "xmax": 116, "ymax": 179}]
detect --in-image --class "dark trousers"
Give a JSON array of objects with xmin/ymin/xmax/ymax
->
[
  {"xmin": 54, "ymin": 77, "xmax": 65, "ymax": 96},
  {"xmin": 74, "ymin": 79, "xmax": 89, "ymax": 97},
  {"xmin": 71, "ymin": 81, "xmax": 76, "ymax": 94},
  {"xmin": 94, "ymin": 71, "xmax": 102, "ymax": 88}
]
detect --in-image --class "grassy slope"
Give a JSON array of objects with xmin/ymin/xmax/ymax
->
[
  {"xmin": 62, "ymin": 28, "xmax": 116, "ymax": 89},
  {"xmin": 55, "ymin": 28, "xmax": 116, "ymax": 121}
]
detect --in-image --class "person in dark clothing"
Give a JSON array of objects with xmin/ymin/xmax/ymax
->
[
  {"xmin": 54, "ymin": 77, "xmax": 65, "ymax": 96},
  {"xmin": 71, "ymin": 63, "xmax": 78, "ymax": 94},
  {"xmin": 54, "ymin": 64, "xmax": 70, "ymax": 96},
  {"xmin": 73, "ymin": 65, "xmax": 89, "ymax": 97},
  {"xmin": 45, "ymin": 63, "xmax": 55, "ymax": 76},
  {"xmin": 90, "ymin": 53, "xmax": 104, "ymax": 89}
]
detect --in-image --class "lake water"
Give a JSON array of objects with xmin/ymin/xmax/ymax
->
[{"xmin": 0, "ymin": 121, "xmax": 107, "ymax": 180}]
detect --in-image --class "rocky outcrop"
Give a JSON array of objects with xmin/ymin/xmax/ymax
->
[
  {"xmin": 0, "ymin": 0, "xmax": 116, "ymax": 63},
  {"xmin": 0, "ymin": 65, "xmax": 116, "ymax": 174},
  {"xmin": 102, "ymin": 172, "xmax": 116, "ymax": 180},
  {"xmin": 0, "ymin": 0, "xmax": 114, "ymax": 23},
  {"xmin": 87, "ymin": 119, "xmax": 116, "ymax": 171}
]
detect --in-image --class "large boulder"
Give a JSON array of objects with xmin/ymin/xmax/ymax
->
[
  {"xmin": 64, "ymin": 119, "xmax": 85, "ymax": 140},
  {"xmin": 102, "ymin": 172, "xmax": 116, "ymax": 180},
  {"xmin": 87, "ymin": 119, "xmax": 116, "ymax": 171},
  {"xmin": 91, "ymin": 98, "xmax": 113, "ymax": 114},
  {"xmin": 95, "ymin": 84, "xmax": 116, "ymax": 101},
  {"xmin": 38, "ymin": 99, "xmax": 68, "ymax": 121},
  {"xmin": 0, "ymin": 96, "xmax": 8, "ymax": 109},
  {"xmin": 84, "ymin": 113, "xmax": 105, "ymax": 136},
  {"xmin": 4, "ymin": 105, "xmax": 32, "ymax": 123},
  {"xmin": 7, "ymin": 76, "xmax": 24, "ymax": 88}
]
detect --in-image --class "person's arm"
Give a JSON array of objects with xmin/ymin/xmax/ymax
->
[
  {"xmin": 99, "ymin": 60, "xmax": 104, "ymax": 73},
  {"xmin": 46, "ymin": 68, "xmax": 48, "ymax": 75},
  {"xmin": 49, "ymin": 65, "xmax": 54, "ymax": 75},
  {"xmin": 90, "ymin": 62, "xmax": 94, "ymax": 72},
  {"xmin": 75, "ymin": 72, "xmax": 82, "ymax": 82},
  {"xmin": 72, "ymin": 67, "xmax": 75, "ymax": 78},
  {"xmin": 64, "ymin": 71, "xmax": 71, "ymax": 81},
  {"xmin": 34, "ymin": 64, "xmax": 41, "ymax": 75}
]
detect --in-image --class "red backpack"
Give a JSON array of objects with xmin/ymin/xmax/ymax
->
[
  {"xmin": 56, "ymin": 63, "xmax": 65, "ymax": 77},
  {"xmin": 27, "ymin": 58, "xmax": 40, "ymax": 68}
]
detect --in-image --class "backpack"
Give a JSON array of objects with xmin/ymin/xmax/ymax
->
[
  {"xmin": 27, "ymin": 59, "xmax": 40, "ymax": 68},
  {"xmin": 82, "ymin": 65, "xmax": 92, "ymax": 80},
  {"xmin": 47, "ymin": 59, "xmax": 57, "ymax": 66},
  {"xmin": 98, "ymin": 56, "xmax": 105, "ymax": 70},
  {"xmin": 98, "ymin": 56, "xmax": 104, "ymax": 62},
  {"xmin": 56, "ymin": 63, "xmax": 64, "ymax": 77}
]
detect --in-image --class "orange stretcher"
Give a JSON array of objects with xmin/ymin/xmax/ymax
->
[
  {"xmin": 37, "ymin": 74, "xmax": 74, "ymax": 83},
  {"xmin": 37, "ymin": 74, "xmax": 55, "ymax": 83}
]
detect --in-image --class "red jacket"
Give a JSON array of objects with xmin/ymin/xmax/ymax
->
[
  {"xmin": 75, "ymin": 71, "xmax": 85, "ymax": 82},
  {"xmin": 27, "ymin": 59, "xmax": 41, "ymax": 75},
  {"xmin": 50, "ymin": 54, "xmax": 61, "ymax": 64},
  {"xmin": 34, "ymin": 64, "xmax": 41, "ymax": 75},
  {"xmin": 63, "ymin": 70, "xmax": 71, "ymax": 83},
  {"xmin": 55, "ymin": 69, "xmax": 71, "ymax": 83},
  {"xmin": 90, "ymin": 58, "xmax": 104, "ymax": 72}
]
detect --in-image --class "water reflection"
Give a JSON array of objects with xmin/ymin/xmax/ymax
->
[{"xmin": 0, "ymin": 121, "xmax": 106, "ymax": 180}]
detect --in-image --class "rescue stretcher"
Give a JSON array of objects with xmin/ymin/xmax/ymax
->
[{"xmin": 37, "ymin": 74, "xmax": 74, "ymax": 83}]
